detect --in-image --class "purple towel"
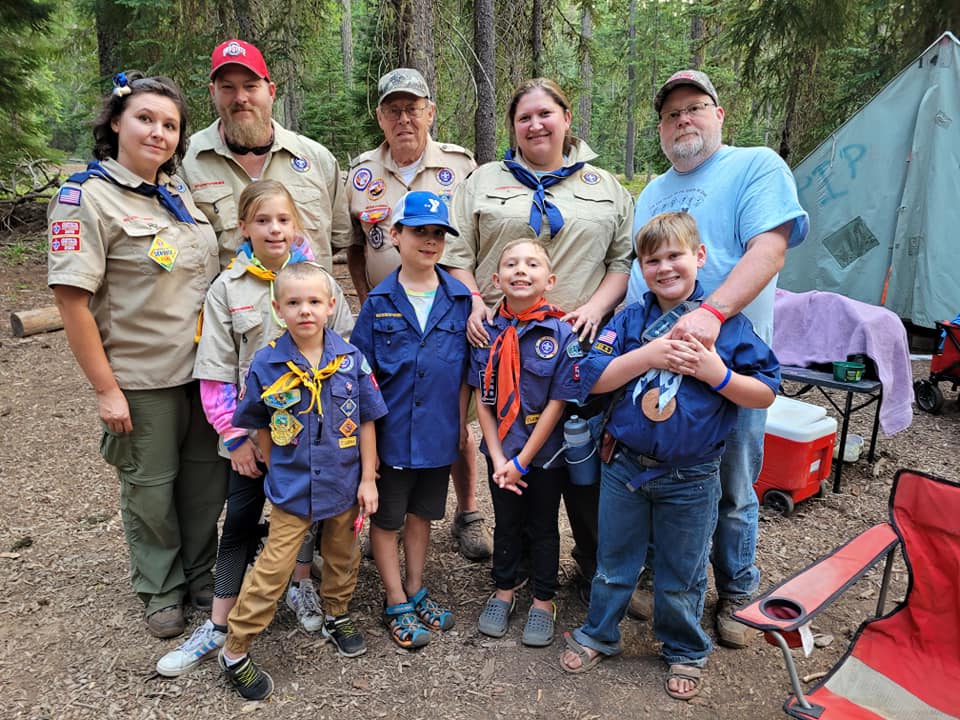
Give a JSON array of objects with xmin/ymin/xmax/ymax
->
[{"xmin": 773, "ymin": 289, "xmax": 913, "ymax": 436}]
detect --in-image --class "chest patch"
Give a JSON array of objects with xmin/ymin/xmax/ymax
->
[
  {"xmin": 352, "ymin": 167, "xmax": 373, "ymax": 191},
  {"xmin": 535, "ymin": 336, "xmax": 558, "ymax": 359},
  {"xmin": 436, "ymin": 168, "xmax": 455, "ymax": 186},
  {"xmin": 291, "ymin": 156, "xmax": 310, "ymax": 172},
  {"xmin": 147, "ymin": 236, "xmax": 178, "ymax": 271}
]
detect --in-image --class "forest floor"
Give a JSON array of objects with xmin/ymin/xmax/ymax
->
[{"xmin": 1, "ymin": 207, "xmax": 957, "ymax": 719}]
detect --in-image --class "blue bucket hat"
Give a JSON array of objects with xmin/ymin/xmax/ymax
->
[{"xmin": 392, "ymin": 191, "xmax": 459, "ymax": 237}]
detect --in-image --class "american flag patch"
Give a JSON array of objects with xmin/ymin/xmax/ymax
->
[
  {"xmin": 58, "ymin": 187, "xmax": 82, "ymax": 206},
  {"xmin": 597, "ymin": 329, "xmax": 617, "ymax": 344}
]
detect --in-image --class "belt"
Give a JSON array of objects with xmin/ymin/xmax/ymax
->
[{"xmin": 616, "ymin": 442, "xmax": 662, "ymax": 469}]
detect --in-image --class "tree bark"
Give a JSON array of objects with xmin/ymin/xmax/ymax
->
[
  {"xmin": 576, "ymin": 2, "xmax": 593, "ymax": 143},
  {"xmin": 624, "ymin": 0, "xmax": 636, "ymax": 179},
  {"xmin": 689, "ymin": 10, "xmax": 705, "ymax": 69},
  {"xmin": 395, "ymin": 0, "xmax": 437, "ymax": 99},
  {"xmin": 94, "ymin": 0, "xmax": 125, "ymax": 82},
  {"xmin": 341, "ymin": 0, "xmax": 354, "ymax": 90},
  {"xmin": 531, "ymin": 0, "xmax": 543, "ymax": 77},
  {"xmin": 474, "ymin": 0, "xmax": 496, "ymax": 162}
]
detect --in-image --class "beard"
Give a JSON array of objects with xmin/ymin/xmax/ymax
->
[
  {"xmin": 221, "ymin": 103, "xmax": 272, "ymax": 147},
  {"xmin": 662, "ymin": 124, "xmax": 722, "ymax": 165}
]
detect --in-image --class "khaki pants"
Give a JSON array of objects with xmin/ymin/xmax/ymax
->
[
  {"xmin": 101, "ymin": 384, "xmax": 227, "ymax": 614},
  {"xmin": 226, "ymin": 503, "xmax": 360, "ymax": 654}
]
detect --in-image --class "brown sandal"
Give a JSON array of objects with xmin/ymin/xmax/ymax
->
[
  {"xmin": 559, "ymin": 631, "xmax": 604, "ymax": 674},
  {"xmin": 665, "ymin": 663, "xmax": 703, "ymax": 700}
]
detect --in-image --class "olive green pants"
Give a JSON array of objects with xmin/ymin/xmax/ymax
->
[{"xmin": 100, "ymin": 383, "xmax": 227, "ymax": 615}]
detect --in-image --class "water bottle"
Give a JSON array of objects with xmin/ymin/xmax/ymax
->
[{"xmin": 563, "ymin": 415, "xmax": 600, "ymax": 486}]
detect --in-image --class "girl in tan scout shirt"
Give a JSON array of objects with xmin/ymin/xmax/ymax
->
[{"xmin": 47, "ymin": 73, "xmax": 226, "ymax": 639}]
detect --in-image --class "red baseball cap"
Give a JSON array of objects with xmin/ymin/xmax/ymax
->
[{"xmin": 210, "ymin": 39, "xmax": 270, "ymax": 81}]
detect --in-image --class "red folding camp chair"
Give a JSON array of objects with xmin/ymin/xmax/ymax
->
[{"xmin": 734, "ymin": 469, "xmax": 960, "ymax": 719}]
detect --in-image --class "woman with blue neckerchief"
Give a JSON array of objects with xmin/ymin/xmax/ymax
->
[{"xmin": 48, "ymin": 72, "xmax": 226, "ymax": 640}]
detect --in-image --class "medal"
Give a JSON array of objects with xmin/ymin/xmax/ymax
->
[
  {"xmin": 641, "ymin": 388, "xmax": 676, "ymax": 422},
  {"xmin": 270, "ymin": 410, "xmax": 303, "ymax": 445}
]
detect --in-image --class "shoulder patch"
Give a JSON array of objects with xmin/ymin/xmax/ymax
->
[
  {"xmin": 50, "ymin": 220, "xmax": 81, "ymax": 253},
  {"xmin": 291, "ymin": 156, "xmax": 310, "ymax": 173},
  {"xmin": 566, "ymin": 340, "xmax": 584, "ymax": 358},
  {"xmin": 58, "ymin": 186, "xmax": 82, "ymax": 206},
  {"xmin": 338, "ymin": 354, "xmax": 355, "ymax": 373},
  {"xmin": 352, "ymin": 167, "xmax": 373, "ymax": 191}
]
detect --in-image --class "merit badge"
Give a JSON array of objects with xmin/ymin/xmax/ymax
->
[
  {"xmin": 263, "ymin": 389, "xmax": 300, "ymax": 409},
  {"xmin": 291, "ymin": 156, "xmax": 310, "ymax": 173},
  {"xmin": 641, "ymin": 388, "xmax": 676, "ymax": 422},
  {"xmin": 366, "ymin": 178, "xmax": 386, "ymax": 200},
  {"xmin": 270, "ymin": 409, "xmax": 304, "ymax": 445},
  {"xmin": 147, "ymin": 236, "xmax": 178, "ymax": 272},
  {"xmin": 479, "ymin": 371, "xmax": 497, "ymax": 405},
  {"xmin": 339, "ymin": 397, "xmax": 357, "ymax": 417},
  {"xmin": 339, "ymin": 436, "xmax": 358, "ymax": 449},
  {"xmin": 566, "ymin": 340, "xmax": 584, "ymax": 359},
  {"xmin": 436, "ymin": 168, "xmax": 455, "ymax": 186},
  {"xmin": 368, "ymin": 224, "xmax": 385, "ymax": 249},
  {"xmin": 581, "ymin": 171, "xmax": 600, "ymax": 185},
  {"xmin": 359, "ymin": 205, "xmax": 390, "ymax": 224},
  {"xmin": 339, "ymin": 417, "xmax": 358, "ymax": 437},
  {"xmin": 58, "ymin": 186, "xmax": 82, "ymax": 206},
  {"xmin": 338, "ymin": 355, "xmax": 354, "ymax": 373},
  {"xmin": 352, "ymin": 167, "xmax": 373, "ymax": 191},
  {"xmin": 535, "ymin": 336, "xmax": 558, "ymax": 359}
]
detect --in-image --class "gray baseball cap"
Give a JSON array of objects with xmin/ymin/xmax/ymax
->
[
  {"xmin": 654, "ymin": 70, "xmax": 719, "ymax": 113},
  {"xmin": 378, "ymin": 68, "xmax": 430, "ymax": 105}
]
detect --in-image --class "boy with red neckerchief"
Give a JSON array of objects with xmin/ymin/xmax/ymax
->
[{"xmin": 470, "ymin": 239, "xmax": 579, "ymax": 647}]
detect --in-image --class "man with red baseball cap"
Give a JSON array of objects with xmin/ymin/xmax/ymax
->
[{"xmin": 180, "ymin": 39, "xmax": 350, "ymax": 271}]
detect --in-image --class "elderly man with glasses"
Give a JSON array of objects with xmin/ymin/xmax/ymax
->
[
  {"xmin": 346, "ymin": 68, "xmax": 491, "ymax": 561},
  {"xmin": 624, "ymin": 69, "xmax": 809, "ymax": 651}
]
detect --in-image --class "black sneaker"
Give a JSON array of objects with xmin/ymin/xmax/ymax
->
[
  {"xmin": 322, "ymin": 614, "xmax": 367, "ymax": 657},
  {"xmin": 218, "ymin": 650, "xmax": 274, "ymax": 701}
]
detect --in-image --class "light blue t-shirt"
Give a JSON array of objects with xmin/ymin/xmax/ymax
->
[{"xmin": 627, "ymin": 145, "xmax": 808, "ymax": 342}]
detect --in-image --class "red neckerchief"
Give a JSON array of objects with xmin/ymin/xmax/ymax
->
[{"xmin": 483, "ymin": 297, "xmax": 565, "ymax": 440}]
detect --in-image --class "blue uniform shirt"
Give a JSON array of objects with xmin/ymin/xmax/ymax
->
[
  {"xmin": 351, "ymin": 267, "xmax": 471, "ymax": 469},
  {"xmin": 468, "ymin": 315, "xmax": 580, "ymax": 466},
  {"xmin": 579, "ymin": 281, "xmax": 780, "ymax": 467},
  {"xmin": 234, "ymin": 329, "xmax": 388, "ymax": 521}
]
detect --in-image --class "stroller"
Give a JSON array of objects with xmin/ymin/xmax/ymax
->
[{"xmin": 914, "ymin": 319, "xmax": 960, "ymax": 413}]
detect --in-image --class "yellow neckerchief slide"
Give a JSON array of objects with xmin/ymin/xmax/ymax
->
[{"xmin": 260, "ymin": 355, "xmax": 345, "ymax": 416}]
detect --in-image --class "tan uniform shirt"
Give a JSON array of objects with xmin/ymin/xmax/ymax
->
[
  {"xmin": 193, "ymin": 250, "xmax": 355, "ymax": 387},
  {"xmin": 47, "ymin": 158, "xmax": 219, "ymax": 389},
  {"xmin": 443, "ymin": 139, "xmax": 634, "ymax": 312},
  {"xmin": 347, "ymin": 138, "xmax": 475, "ymax": 289},
  {"xmin": 181, "ymin": 120, "xmax": 351, "ymax": 271}
]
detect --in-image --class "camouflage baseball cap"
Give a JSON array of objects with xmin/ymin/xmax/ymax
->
[
  {"xmin": 378, "ymin": 68, "xmax": 430, "ymax": 105},
  {"xmin": 654, "ymin": 70, "xmax": 719, "ymax": 113}
]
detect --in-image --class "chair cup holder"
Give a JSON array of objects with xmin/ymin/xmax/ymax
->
[{"xmin": 760, "ymin": 597, "xmax": 806, "ymax": 648}]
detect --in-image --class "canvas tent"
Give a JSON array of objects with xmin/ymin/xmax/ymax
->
[{"xmin": 779, "ymin": 32, "xmax": 960, "ymax": 329}]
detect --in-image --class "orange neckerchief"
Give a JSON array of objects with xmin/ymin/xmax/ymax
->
[{"xmin": 483, "ymin": 298, "xmax": 565, "ymax": 440}]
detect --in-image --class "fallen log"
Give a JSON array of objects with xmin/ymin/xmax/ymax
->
[{"xmin": 10, "ymin": 305, "xmax": 63, "ymax": 338}]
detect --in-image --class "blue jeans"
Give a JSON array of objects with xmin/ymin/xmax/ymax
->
[
  {"xmin": 575, "ymin": 452, "xmax": 721, "ymax": 667},
  {"xmin": 712, "ymin": 407, "xmax": 766, "ymax": 599}
]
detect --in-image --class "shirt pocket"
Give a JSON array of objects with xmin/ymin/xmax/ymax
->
[
  {"xmin": 433, "ymin": 318, "xmax": 468, "ymax": 365},
  {"xmin": 287, "ymin": 183, "xmax": 329, "ymax": 237},
  {"xmin": 190, "ymin": 184, "xmax": 238, "ymax": 235},
  {"xmin": 371, "ymin": 317, "xmax": 414, "ymax": 374},
  {"xmin": 478, "ymin": 188, "xmax": 535, "ymax": 239},
  {"xmin": 113, "ymin": 219, "xmax": 174, "ymax": 275}
]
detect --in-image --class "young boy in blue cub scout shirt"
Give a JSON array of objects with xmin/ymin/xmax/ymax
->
[
  {"xmin": 220, "ymin": 262, "xmax": 387, "ymax": 701},
  {"xmin": 469, "ymin": 239, "xmax": 579, "ymax": 648},
  {"xmin": 351, "ymin": 190, "xmax": 471, "ymax": 649},
  {"xmin": 559, "ymin": 212, "xmax": 779, "ymax": 701}
]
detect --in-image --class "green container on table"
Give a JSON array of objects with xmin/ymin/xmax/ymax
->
[{"xmin": 832, "ymin": 360, "xmax": 865, "ymax": 382}]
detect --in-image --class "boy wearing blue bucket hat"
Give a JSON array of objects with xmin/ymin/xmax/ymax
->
[
  {"xmin": 469, "ymin": 239, "xmax": 579, "ymax": 647},
  {"xmin": 351, "ymin": 191, "xmax": 471, "ymax": 649}
]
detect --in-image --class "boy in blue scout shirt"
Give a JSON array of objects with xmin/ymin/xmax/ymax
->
[
  {"xmin": 351, "ymin": 191, "xmax": 471, "ymax": 649},
  {"xmin": 220, "ymin": 262, "xmax": 387, "ymax": 701},
  {"xmin": 558, "ymin": 212, "xmax": 779, "ymax": 701},
  {"xmin": 469, "ymin": 239, "xmax": 579, "ymax": 647}
]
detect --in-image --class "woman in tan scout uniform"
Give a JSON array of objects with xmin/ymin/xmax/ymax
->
[
  {"xmin": 443, "ymin": 77, "xmax": 634, "ymax": 604},
  {"xmin": 47, "ymin": 73, "xmax": 226, "ymax": 639}
]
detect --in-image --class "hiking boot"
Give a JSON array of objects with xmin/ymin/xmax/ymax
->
[
  {"xmin": 323, "ymin": 614, "xmax": 367, "ymax": 657},
  {"xmin": 218, "ymin": 651, "xmax": 274, "ymax": 701},
  {"xmin": 627, "ymin": 571, "xmax": 655, "ymax": 621},
  {"xmin": 286, "ymin": 579, "xmax": 325, "ymax": 633},
  {"xmin": 716, "ymin": 597, "xmax": 760, "ymax": 648},
  {"xmin": 451, "ymin": 511, "xmax": 493, "ymax": 561},
  {"xmin": 190, "ymin": 584, "xmax": 214, "ymax": 612},
  {"xmin": 156, "ymin": 619, "xmax": 226, "ymax": 677},
  {"xmin": 146, "ymin": 604, "xmax": 185, "ymax": 639}
]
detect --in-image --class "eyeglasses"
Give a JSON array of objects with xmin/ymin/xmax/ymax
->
[
  {"xmin": 660, "ymin": 101, "xmax": 716, "ymax": 122},
  {"xmin": 380, "ymin": 103, "xmax": 427, "ymax": 121}
]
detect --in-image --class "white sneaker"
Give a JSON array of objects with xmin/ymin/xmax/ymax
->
[
  {"xmin": 156, "ymin": 619, "xmax": 226, "ymax": 677},
  {"xmin": 286, "ymin": 580, "xmax": 325, "ymax": 633}
]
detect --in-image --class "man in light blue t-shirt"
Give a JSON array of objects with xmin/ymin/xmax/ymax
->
[{"xmin": 625, "ymin": 70, "xmax": 808, "ymax": 651}]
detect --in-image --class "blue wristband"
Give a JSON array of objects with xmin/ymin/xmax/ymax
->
[
  {"xmin": 711, "ymin": 367, "xmax": 732, "ymax": 392},
  {"xmin": 512, "ymin": 456, "xmax": 530, "ymax": 475},
  {"xmin": 224, "ymin": 436, "xmax": 247, "ymax": 452}
]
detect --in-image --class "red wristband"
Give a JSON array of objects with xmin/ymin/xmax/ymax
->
[
  {"xmin": 701, "ymin": 302, "xmax": 726, "ymax": 324},
  {"xmin": 471, "ymin": 291, "xmax": 483, "ymax": 298}
]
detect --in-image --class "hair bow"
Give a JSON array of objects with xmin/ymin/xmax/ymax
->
[{"xmin": 112, "ymin": 72, "xmax": 132, "ymax": 98}]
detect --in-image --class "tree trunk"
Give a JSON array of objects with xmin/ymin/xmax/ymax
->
[
  {"xmin": 624, "ymin": 0, "xmax": 636, "ymax": 179},
  {"xmin": 341, "ymin": 0, "xmax": 354, "ymax": 89},
  {"xmin": 531, "ymin": 0, "xmax": 543, "ymax": 77},
  {"xmin": 94, "ymin": 0, "xmax": 125, "ymax": 83},
  {"xmin": 396, "ymin": 0, "xmax": 437, "ymax": 99},
  {"xmin": 577, "ymin": 3, "xmax": 593, "ymax": 143},
  {"xmin": 689, "ymin": 10, "xmax": 705, "ymax": 69},
  {"xmin": 474, "ymin": 0, "xmax": 496, "ymax": 162}
]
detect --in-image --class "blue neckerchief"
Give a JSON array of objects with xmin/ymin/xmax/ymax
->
[
  {"xmin": 502, "ymin": 148, "xmax": 585, "ymax": 237},
  {"xmin": 236, "ymin": 239, "xmax": 311, "ymax": 265},
  {"xmin": 75, "ymin": 161, "xmax": 196, "ymax": 225}
]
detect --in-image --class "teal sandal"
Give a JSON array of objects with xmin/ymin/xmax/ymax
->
[
  {"xmin": 383, "ymin": 601, "xmax": 432, "ymax": 649},
  {"xmin": 409, "ymin": 587, "xmax": 455, "ymax": 631}
]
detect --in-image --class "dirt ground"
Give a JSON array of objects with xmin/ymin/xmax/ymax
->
[{"xmin": 0, "ymin": 225, "xmax": 957, "ymax": 719}]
